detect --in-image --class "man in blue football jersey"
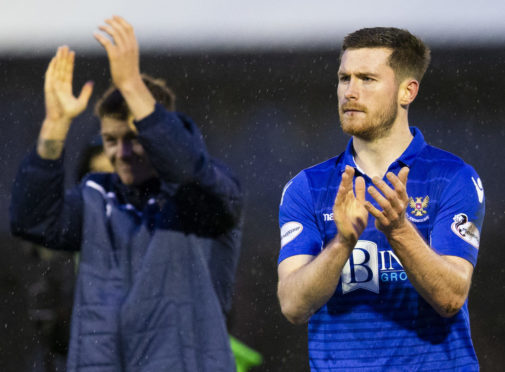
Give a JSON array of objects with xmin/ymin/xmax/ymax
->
[{"xmin": 277, "ymin": 28, "xmax": 484, "ymax": 370}]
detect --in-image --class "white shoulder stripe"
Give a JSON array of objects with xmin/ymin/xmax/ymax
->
[
  {"xmin": 85, "ymin": 180, "xmax": 107, "ymax": 196},
  {"xmin": 280, "ymin": 181, "xmax": 293, "ymax": 206}
]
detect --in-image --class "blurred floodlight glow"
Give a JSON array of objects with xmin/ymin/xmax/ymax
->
[{"xmin": 1, "ymin": 0, "xmax": 505, "ymax": 54}]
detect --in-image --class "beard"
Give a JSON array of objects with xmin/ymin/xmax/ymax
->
[{"xmin": 338, "ymin": 95, "xmax": 398, "ymax": 141}]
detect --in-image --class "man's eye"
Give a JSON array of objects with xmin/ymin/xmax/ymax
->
[{"xmin": 339, "ymin": 76, "xmax": 350, "ymax": 82}]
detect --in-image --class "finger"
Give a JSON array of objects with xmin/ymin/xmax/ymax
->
[
  {"xmin": 398, "ymin": 167, "xmax": 410, "ymax": 185},
  {"xmin": 386, "ymin": 171, "xmax": 408, "ymax": 202},
  {"xmin": 371, "ymin": 176, "xmax": 402, "ymax": 210},
  {"xmin": 94, "ymin": 32, "xmax": 114, "ymax": 54},
  {"xmin": 336, "ymin": 166, "xmax": 354, "ymax": 204},
  {"xmin": 62, "ymin": 50, "xmax": 75, "ymax": 88},
  {"xmin": 98, "ymin": 24, "xmax": 120, "ymax": 45},
  {"xmin": 104, "ymin": 18, "xmax": 129, "ymax": 47},
  {"xmin": 53, "ymin": 46, "xmax": 65, "ymax": 80},
  {"xmin": 112, "ymin": 15, "xmax": 132, "ymax": 29},
  {"xmin": 76, "ymin": 81, "xmax": 94, "ymax": 109},
  {"xmin": 367, "ymin": 185, "xmax": 388, "ymax": 208},
  {"xmin": 368, "ymin": 185, "xmax": 400, "ymax": 221},
  {"xmin": 112, "ymin": 15, "xmax": 137, "ymax": 46},
  {"xmin": 342, "ymin": 165, "xmax": 355, "ymax": 191},
  {"xmin": 45, "ymin": 58, "xmax": 56, "ymax": 88},
  {"xmin": 368, "ymin": 184, "xmax": 398, "ymax": 217},
  {"xmin": 364, "ymin": 200, "xmax": 385, "ymax": 221},
  {"xmin": 54, "ymin": 47, "xmax": 67, "ymax": 86},
  {"xmin": 355, "ymin": 176, "xmax": 366, "ymax": 202}
]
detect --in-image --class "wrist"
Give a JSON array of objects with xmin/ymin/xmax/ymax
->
[
  {"xmin": 37, "ymin": 137, "xmax": 65, "ymax": 160},
  {"xmin": 334, "ymin": 233, "xmax": 357, "ymax": 252},
  {"xmin": 116, "ymin": 76, "xmax": 156, "ymax": 121},
  {"xmin": 40, "ymin": 117, "xmax": 72, "ymax": 141},
  {"xmin": 115, "ymin": 75, "xmax": 144, "ymax": 95},
  {"xmin": 385, "ymin": 218, "xmax": 413, "ymax": 242}
]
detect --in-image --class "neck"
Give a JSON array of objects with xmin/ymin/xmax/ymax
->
[{"xmin": 352, "ymin": 119, "xmax": 413, "ymax": 179}]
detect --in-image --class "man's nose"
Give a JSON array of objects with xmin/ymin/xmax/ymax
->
[
  {"xmin": 117, "ymin": 140, "xmax": 132, "ymax": 158},
  {"xmin": 344, "ymin": 78, "xmax": 359, "ymax": 100}
]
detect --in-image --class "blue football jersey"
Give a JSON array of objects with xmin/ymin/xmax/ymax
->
[{"xmin": 279, "ymin": 127, "xmax": 484, "ymax": 371}]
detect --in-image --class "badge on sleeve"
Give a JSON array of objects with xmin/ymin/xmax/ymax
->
[
  {"xmin": 280, "ymin": 222, "xmax": 303, "ymax": 248},
  {"xmin": 451, "ymin": 213, "xmax": 480, "ymax": 249}
]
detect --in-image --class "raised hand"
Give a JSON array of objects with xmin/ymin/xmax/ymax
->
[
  {"xmin": 94, "ymin": 16, "xmax": 141, "ymax": 91},
  {"xmin": 365, "ymin": 167, "xmax": 410, "ymax": 236},
  {"xmin": 44, "ymin": 46, "xmax": 93, "ymax": 130},
  {"xmin": 94, "ymin": 16, "xmax": 155, "ymax": 120},
  {"xmin": 38, "ymin": 46, "xmax": 93, "ymax": 159},
  {"xmin": 333, "ymin": 165, "xmax": 369, "ymax": 247}
]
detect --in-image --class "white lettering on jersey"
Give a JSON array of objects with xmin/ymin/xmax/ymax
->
[
  {"xmin": 341, "ymin": 240, "xmax": 379, "ymax": 294},
  {"xmin": 280, "ymin": 221, "xmax": 303, "ymax": 248},
  {"xmin": 323, "ymin": 213, "xmax": 334, "ymax": 221},
  {"xmin": 451, "ymin": 213, "xmax": 480, "ymax": 249},
  {"xmin": 471, "ymin": 177, "xmax": 484, "ymax": 203}
]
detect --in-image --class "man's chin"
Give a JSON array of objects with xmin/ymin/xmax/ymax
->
[{"xmin": 340, "ymin": 119, "xmax": 366, "ymax": 136}]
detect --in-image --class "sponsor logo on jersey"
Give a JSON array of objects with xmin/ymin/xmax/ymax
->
[
  {"xmin": 471, "ymin": 177, "xmax": 484, "ymax": 203},
  {"xmin": 408, "ymin": 196, "xmax": 429, "ymax": 216},
  {"xmin": 323, "ymin": 212, "xmax": 334, "ymax": 221},
  {"xmin": 451, "ymin": 213, "xmax": 480, "ymax": 249},
  {"xmin": 341, "ymin": 241, "xmax": 408, "ymax": 294},
  {"xmin": 280, "ymin": 221, "xmax": 303, "ymax": 248},
  {"xmin": 341, "ymin": 240, "xmax": 379, "ymax": 294}
]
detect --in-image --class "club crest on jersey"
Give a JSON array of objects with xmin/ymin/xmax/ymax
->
[
  {"xmin": 409, "ymin": 196, "xmax": 429, "ymax": 216},
  {"xmin": 451, "ymin": 213, "xmax": 480, "ymax": 249}
]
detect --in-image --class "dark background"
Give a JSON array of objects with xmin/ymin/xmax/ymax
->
[{"xmin": 0, "ymin": 47, "xmax": 504, "ymax": 371}]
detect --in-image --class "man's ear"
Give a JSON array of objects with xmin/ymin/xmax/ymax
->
[{"xmin": 398, "ymin": 79, "xmax": 419, "ymax": 106}]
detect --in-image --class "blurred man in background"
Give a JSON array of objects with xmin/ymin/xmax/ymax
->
[
  {"xmin": 11, "ymin": 16, "xmax": 242, "ymax": 371},
  {"xmin": 277, "ymin": 27, "xmax": 484, "ymax": 370}
]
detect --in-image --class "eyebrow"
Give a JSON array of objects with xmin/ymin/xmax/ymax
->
[{"xmin": 338, "ymin": 71, "xmax": 380, "ymax": 78}]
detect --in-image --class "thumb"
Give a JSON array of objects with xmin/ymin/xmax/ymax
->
[{"xmin": 77, "ymin": 81, "xmax": 94, "ymax": 108}]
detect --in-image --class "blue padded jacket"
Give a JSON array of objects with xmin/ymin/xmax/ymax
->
[{"xmin": 10, "ymin": 104, "xmax": 242, "ymax": 372}]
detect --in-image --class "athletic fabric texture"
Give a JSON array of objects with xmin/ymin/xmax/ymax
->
[{"xmin": 279, "ymin": 127, "xmax": 484, "ymax": 371}]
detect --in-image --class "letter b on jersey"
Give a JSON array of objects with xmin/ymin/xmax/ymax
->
[{"xmin": 341, "ymin": 240, "xmax": 379, "ymax": 294}]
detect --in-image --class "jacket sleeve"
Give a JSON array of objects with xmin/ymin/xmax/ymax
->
[
  {"xmin": 9, "ymin": 149, "xmax": 83, "ymax": 251},
  {"xmin": 135, "ymin": 104, "xmax": 243, "ymax": 234}
]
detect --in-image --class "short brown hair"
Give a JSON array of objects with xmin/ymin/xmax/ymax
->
[
  {"xmin": 341, "ymin": 27, "xmax": 431, "ymax": 82},
  {"xmin": 94, "ymin": 74, "xmax": 176, "ymax": 120}
]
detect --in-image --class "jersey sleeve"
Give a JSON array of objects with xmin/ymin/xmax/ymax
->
[
  {"xmin": 278, "ymin": 171, "xmax": 322, "ymax": 264},
  {"xmin": 430, "ymin": 164, "xmax": 485, "ymax": 266}
]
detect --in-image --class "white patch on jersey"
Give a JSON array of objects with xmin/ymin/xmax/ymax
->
[
  {"xmin": 451, "ymin": 213, "xmax": 480, "ymax": 249},
  {"xmin": 85, "ymin": 180, "xmax": 107, "ymax": 196},
  {"xmin": 471, "ymin": 177, "xmax": 484, "ymax": 203},
  {"xmin": 280, "ymin": 221, "xmax": 303, "ymax": 248},
  {"xmin": 341, "ymin": 240, "xmax": 379, "ymax": 294},
  {"xmin": 280, "ymin": 181, "xmax": 293, "ymax": 206}
]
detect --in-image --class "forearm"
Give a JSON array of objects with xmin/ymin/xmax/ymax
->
[
  {"xmin": 387, "ymin": 221, "xmax": 472, "ymax": 317},
  {"xmin": 116, "ymin": 77, "xmax": 156, "ymax": 120},
  {"xmin": 278, "ymin": 236, "xmax": 353, "ymax": 324},
  {"xmin": 10, "ymin": 149, "xmax": 82, "ymax": 250},
  {"xmin": 37, "ymin": 118, "xmax": 72, "ymax": 159},
  {"xmin": 136, "ymin": 106, "xmax": 212, "ymax": 184}
]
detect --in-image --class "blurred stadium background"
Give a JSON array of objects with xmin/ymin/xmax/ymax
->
[{"xmin": 0, "ymin": 1, "xmax": 504, "ymax": 370}]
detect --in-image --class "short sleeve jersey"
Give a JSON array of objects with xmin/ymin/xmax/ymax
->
[{"xmin": 278, "ymin": 128, "xmax": 484, "ymax": 371}]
